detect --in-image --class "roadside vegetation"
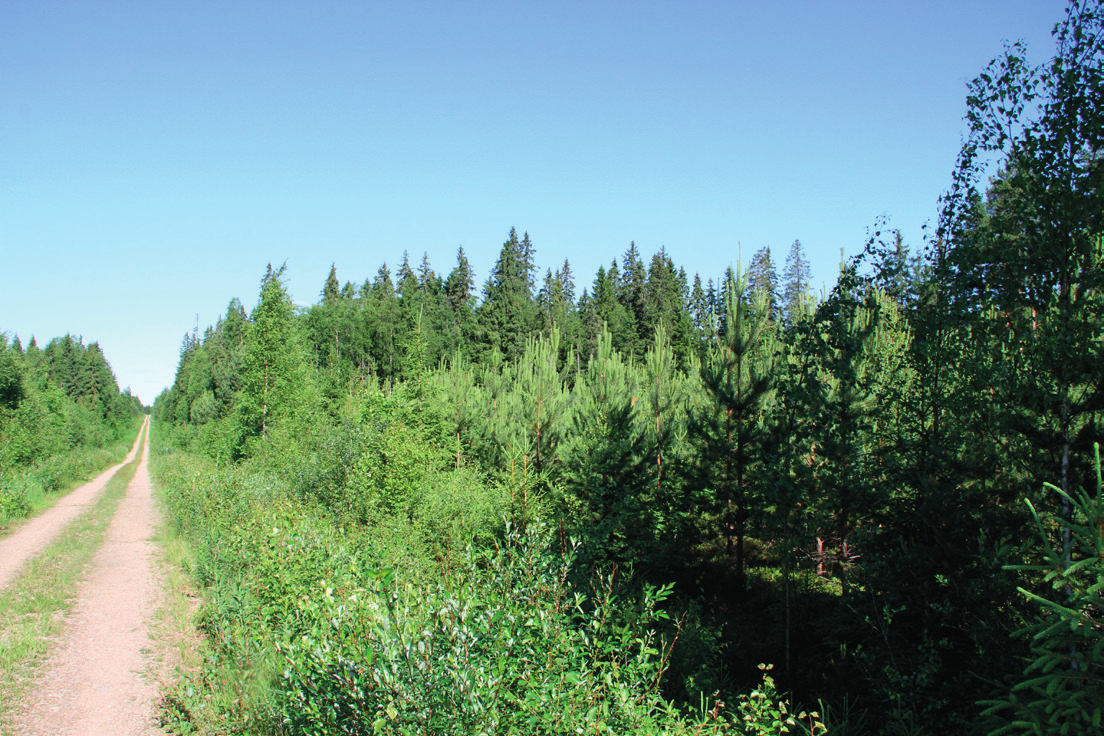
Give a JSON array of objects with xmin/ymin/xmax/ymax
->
[{"xmin": 152, "ymin": 3, "xmax": 1102, "ymax": 734}]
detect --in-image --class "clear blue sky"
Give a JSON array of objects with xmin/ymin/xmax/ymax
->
[{"xmin": 1, "ymin": 0, "xmax": 1065, "ymax": 405}]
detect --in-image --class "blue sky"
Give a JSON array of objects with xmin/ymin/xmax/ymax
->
[{"xmin": 1, "ymin": 0, "xmax": 1065, "ymax": 405}]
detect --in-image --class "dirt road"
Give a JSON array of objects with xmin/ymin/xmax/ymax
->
[
  {"xmin": 0, "ymin": 420, "xmax": 146, "ymax": 591},
  {"xmin": 12, "ymin": 420, "xmax": 167, "ymax": 735}
]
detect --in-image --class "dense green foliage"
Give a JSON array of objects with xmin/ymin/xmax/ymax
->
[
  {"xmin": 0, "ymin": 332, "xmax": 144, "ymax": 526},
  {"xmin": 982, "ymin": 446, "xmax": 1104, "ymax": 733},
  {"xmin": 152, "ymin": 4, "xmax": 1103, "ymax": 734},
  {"xmin": 153, "ymin": 388, "xmax": 820, "ymax": 735}
]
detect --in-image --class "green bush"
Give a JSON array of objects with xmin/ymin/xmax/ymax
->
[
  {"xmin": 274, "ymin": 522, "xmax": 821, "ymax": 735},
  {"xmin": 274, "ymin": 522, "xmax": 673, "ymax": 734},
  {"xmin": 0, "ymin": 473, "xmax": 30, "ymax": 524}
]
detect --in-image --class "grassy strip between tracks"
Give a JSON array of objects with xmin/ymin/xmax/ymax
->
[{"xmin": 0, "ymin": 424, "xmax": 145, "ymax": 733}]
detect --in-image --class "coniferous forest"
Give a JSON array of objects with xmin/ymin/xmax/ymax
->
[
  {"xmin": 0, "ymin": 333, "xmax": 144, "ymax": 526},
  {"xmin": 150, "ymin": 4, "xmax": 1103, "ymax": 734}
]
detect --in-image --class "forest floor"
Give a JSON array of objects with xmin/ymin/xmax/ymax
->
[{"xmin": 0, "ymin": 419, "xmax": 176, "ymax": 736}]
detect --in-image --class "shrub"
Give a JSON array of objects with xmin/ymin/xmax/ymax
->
[
  {"xmin": 275, "ymin": 522, "xmax": 823, "ymax": 735},
  {"xmin": 154, "ymin": 441, "xmax": 823, "ymax": 736}
]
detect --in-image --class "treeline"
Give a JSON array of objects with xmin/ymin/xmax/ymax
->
[
  {"xmin": 154, "ymin": 4, "xmax": 1103, "ymax": 734},
  {"xmin": 158, "ymin": 231, "xmax": 818, "ymax": 434},
  {"xmin": 0, "ymin": 333, "xmax": 144, "ymax": 524}
]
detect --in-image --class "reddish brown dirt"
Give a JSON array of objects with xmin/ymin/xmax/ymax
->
[
  {"xmin": 0, "ymin": 420, "xmax": 146, "ymax": 592},
  {"xmin": 12, "ymin": 421, "xmax": 167, "ymax": 736}
]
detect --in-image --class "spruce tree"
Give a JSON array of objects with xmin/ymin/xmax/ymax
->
[
  {"xmin": 555, "ymin": 260, "xmax": 582, "ymax": 367},
  {"xmin": 782, "ymin": 240, "xmax": 812, "ymax": 325},
  {"xmin": 519, "ymin": 231, "xmax": 537, "ymax": 291},
  {"xmin": 307, "ymin": 264, "xmax": 351, "ymax": 378},
  {"xmin": 705, "ymin": 278, "xmax": 719, "ymax": 329},
  {"xmin": 617, "ymin": 242, "xmax": 648, "ymax": 357},
  {"xmin": 982, "ymin": 446, "xmax": 1104, "ymax": 733},
  {"xmin": 580, "ymin": 264, "xmax": 635, "ymax": 359},
  {"xmin": 417, "ymin": 252, "xmax": 436, "ymax": 289},
  {"xmin": 536, "ymin": 260, "xmax": 580, "ymax": 368},
  {"xmin": 689, "ymin": 274, "xmax": 711, "ymax": 354},
  {"xmin": 365, "ymin": 264, "xmax": 402, "ymax": 387},
  {"xmin": 643, "ymin": 249, "xmax": 692, "ymax": 367},
  {"xmin": 444, "ymin": 247, "xmax": 475, "ymax": 314},
  {"xmin": 746, "ymin": 246, "xmax": 780, "ymax": 319},
  {"xmin": 233, "ymin": 264, "xmax": 314, "ymax": 456},
  {"xmin": 536, "ymin": 268, "xmax": 561, "ymax": 334},
  {"xmin": 322, "ymin": 263, "xmax": 341, "ymax": 306},
  {"xmin": 444, "ymin": 247, "xmax": 477, "ymax": 359},
  {"xmin": 477, "ymin": 228, "xmax": 537, "ymax": 363},
  {"xmin": 0, "ymin": 334, "xmax": 25, "ymax": 410},
  {"xmin": 208, "ymin": 298, "xmax": 248, "ymax": 416},
  {"xmin": 394, "ymin": 252, "xmax": 445, "ymax": 376}
]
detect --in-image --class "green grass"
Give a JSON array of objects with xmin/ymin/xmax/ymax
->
[
  {"xmin": 0, "ymin": 425, "xmax": 144, "ymax": 734},
  {"xmin": 147, "ymin": 500, "xmax": 211, "ymax": 736}
]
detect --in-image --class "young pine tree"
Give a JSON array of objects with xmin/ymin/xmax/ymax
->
[{"xmin": 686, "ymin": 269, "xmax": 776, "ymax": 588}]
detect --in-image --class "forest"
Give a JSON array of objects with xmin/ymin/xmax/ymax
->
[
  {"xmin": 150, "ymin": 4, "xmax": 1102, "ymax": 735},
  {"xmin": 0, "ymin": 332, "xmax": 144, "ymax": 527}
]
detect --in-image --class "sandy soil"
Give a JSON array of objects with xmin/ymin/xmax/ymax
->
[
  {"xmin": 0, "ymin": 419, "xmax": 147, "ymax": 592},
  {"xmin": 12, "ymin": 421, "xmax": 167, "ymax": 736}
]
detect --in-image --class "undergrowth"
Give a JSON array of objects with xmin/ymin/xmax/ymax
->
[{"xmin": 151, "ymin": 423, "xmax": 823, "ymax": 735}]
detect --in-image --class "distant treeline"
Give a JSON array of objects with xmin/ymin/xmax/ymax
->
[
  {"xmin": 0, "ymin": 333, "xmax": 142, "ymax": 464},
  {"xmin": 157, "ymin": 232, "xmax": 826, "ymax": 429}
]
